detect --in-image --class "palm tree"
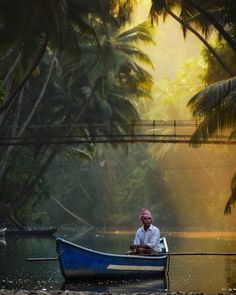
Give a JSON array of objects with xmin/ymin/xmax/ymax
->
[
  {"xmin": 0, "ymin": 1, "xmax": 154, "ymax": 227},
  {"xmin": 149, "ymin": 0, "xmax": 236, "ymax": 214},
  {"xmin": 187, "ymin": 77, "xmax": 236, "ymax": 214},
  {"xmin": 60, "ymin": 17, "xmax": 154, "ymax": 136},
  {"xmin": 184, "ymin": 0, "xmax": 236, "ymax": 52},
  {"xmin": 149, "ymin": 0, "xmax": 236, "ymax": 75},
  {"xmin": 0, "ymin": 0, "xmax": 134, "ymax": 121}
]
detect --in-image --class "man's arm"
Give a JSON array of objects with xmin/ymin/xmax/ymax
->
[{"xmin": 129, "ymin": 244, "xmax": 151, "ymax": 255}]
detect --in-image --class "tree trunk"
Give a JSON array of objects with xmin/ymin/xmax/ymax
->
[
  {"xmin": 0, "ymin": 57, "xmax": 55, "ymax": 182},
  {"xmin": 166, "ymin": 8, "xmax": 235, "ymax": 77},
  {"xmin": 12, "ymin": 85, "xmax": 91, "ymax": 212},
  {"xmin": 3, "ymin": 52, "xmax": 21, "ymax": 88},
  {"xmin": 186, "ymin": 0, "xmax": 236, "ymax": 52},
  {"xmin": 0, "ymin": 203, "xmax": 25, "ymax": 229},
  {"xmin": 52, "ymin": 197, "xmax": 94, "ymax": 229},
  {"xmin": 0, "ymin": 36, "xmax": 48, "ymax": 119},
  {"xmin": 0, "ymin": 89, "xmax": 24, "ymax": 180}
]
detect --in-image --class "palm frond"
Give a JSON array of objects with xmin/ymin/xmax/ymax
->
[
  {"xmin": 117, "ymin": 22, "xmax": 155, "ymax": 45},
  {"xmin": 188, "ymin": 76, "xmax": 236, "ymax": 116},
  {"xmin": 111, "ymin": 0, "xmax": 137, "ymax": 25},
  {"xmin": 150, "ymin": 0, "xmax": 180, "ymax": 23},
  {"xmin": 109, "ymin": 93, "xmax": 140, "ymax": 122},
  {"xmin": 190, "ymin": 90, "xmax": 236, "ymax": 144},
  {"xmin": 179, "ymin": 1, "xmax": 213, "ymax": 39},
  {"xmin": 130, "ymin": 62, "xmax": 153, "ymax": 81},
  {"xmin": 116, "ymin": 45, "xmax": 154, "ymax": 68},
  {"xmin": 185, "ymin": 13, "xmax": 213, "ymax": 39}
]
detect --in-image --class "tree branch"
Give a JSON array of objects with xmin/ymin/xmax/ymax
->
[{"xmin": 166, "ymin": 8, "xmax": 235, "ymax": 77}]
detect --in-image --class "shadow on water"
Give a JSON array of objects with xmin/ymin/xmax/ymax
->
[{"xmin": 61, "ymin": 276, "xmax": 168, "ymax": 293}]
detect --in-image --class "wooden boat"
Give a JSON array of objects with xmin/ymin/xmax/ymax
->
[
  {"xmin": 56, "ymin": 237, "xmax": 169, "ymax": 280},
  {"xmin": 5, "ymin": 227, "xmax": 57, "ymax": 237}
]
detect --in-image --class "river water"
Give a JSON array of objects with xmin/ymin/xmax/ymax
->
[{"xmin": 0, "ymin": 229, "xmax": 236, "ymax": 294}]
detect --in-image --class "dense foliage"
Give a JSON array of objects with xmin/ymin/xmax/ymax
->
[
  {"xmin": 188, "ymin": 41, "xmax": 236, "ymax": 214},
  {"xmin": 149, "ymin": 0, "xmax": 236, "ymax": 214},
  {"xmin": 1, "ymin": 0, "xmax": 236, "ymax": 231},
  {"xmin": 0, "ymin": 0, "xmax": 154, "ymax": 227}
]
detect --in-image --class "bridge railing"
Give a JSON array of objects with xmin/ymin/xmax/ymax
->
[{"xmin": 0, "ymin": 120, "xmax": 234, "ymax": 145}]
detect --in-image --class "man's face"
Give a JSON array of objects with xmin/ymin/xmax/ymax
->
[{"xmin": 142, "ymin": 217, "xmax": 152, "ymax": 227}]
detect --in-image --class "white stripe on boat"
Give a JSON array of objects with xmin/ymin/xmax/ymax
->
[{"xmin": 107, "ymin": 264, "xmax": 164, "ymax": 271}]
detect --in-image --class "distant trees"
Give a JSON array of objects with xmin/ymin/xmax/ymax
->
[
  {"xmin": 0, "ymin": 0, "xmax": 109, "ymax": 116},
  {"xmin": 44, "ymin": 144, "xmax": 174, "ymax": 228},
  {"xmin": 2, "ymin": 0, "xmax": 236, "ymax": 227}
]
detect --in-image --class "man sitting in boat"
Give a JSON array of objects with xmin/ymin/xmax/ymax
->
[{"xmin": 129, "ymin": 208, "xmax": 161, "ymax": 255}]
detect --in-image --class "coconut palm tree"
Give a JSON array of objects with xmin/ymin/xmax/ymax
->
[
  {"xmin": 183, "ymin": 0, "xmax": 236, "ymax": 51},
  {"xmin": 0, "ymin": 0, "xmax": 137, "ymax": 121},
  {"xmin": 187, "ymin": 77, "xmax": 236, "ymax": 214},
  {"xmin": 60, "ymin": 17, "xmax": 154, "ymax": 136},
  {"xmin": 150, "ymin": 0, "xmax": 236, "ymax": 214},
  {"xmin": 150, "ymin": 0, "xmax": 236, "ymax": 46},
  {"xmin": 149, "ymin": 0, "xmax": 236, "ymax": 75},
  {"xmin": 0, "ymin": 1, "xmax": 153, "ymax": 227}
]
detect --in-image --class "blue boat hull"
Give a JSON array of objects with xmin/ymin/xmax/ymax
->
[{"xmin": 56, "ymin": 238, "xmax": 169, "ymax": 280}]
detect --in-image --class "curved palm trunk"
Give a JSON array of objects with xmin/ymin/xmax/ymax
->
[
  {"xmin": 0, "ymin": 58, "xmax": 55, "ymax": 182},
  {"xmin": 10, "ymin": 211, "xmax": 26, "ymax": 229},
  {"xmin": 166, "ymin": 8, "xmax": 235, "ymax": 77},
  {"xmin": 12, "ymin": 148, "xmax": 59, "ymax": 210},
  {"xmin": 0, "ymin": 89, "xmax": 24, "ymax": 180},
  {"xmin": 186, "ymin": 0, "xmax": 236, "ymax": 52},
  {"xmin": 224, "ymin": 172, "xmax": 236, "ymax": 215},
  {"xmin": 0, "ymin": 48, "xmax": 15, "ymax": 64},
  {"xmin": 0, "ymin": 36, "xmax": 48, "ymax": 117},
  {"xmin": 3, "ymin": 53, "xmax": 21, "ymax": 87},
  {"xmin": 12, "ymin": 92, "xmax": 91, "ymax": 211},
  {"xmin": 52, "ymin": 197, "xmax": 94, "ymax": 229},
  {"xmin": 0, "ymin": 203, "xmax": 25, "ymax": 229}
]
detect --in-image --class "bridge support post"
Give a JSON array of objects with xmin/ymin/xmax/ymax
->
[{"xmin": 174, "ymin": 120, "xmax": 176, "ymax": 141}]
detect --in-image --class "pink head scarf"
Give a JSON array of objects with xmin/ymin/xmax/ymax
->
[{"xmin": 139, "ymin": 208, "xmax": 152, "ymax": 222}]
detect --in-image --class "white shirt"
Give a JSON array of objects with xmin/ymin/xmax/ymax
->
[{"xmin": 133, "ymin": 224, "xmax": 161, "ymax": 252}]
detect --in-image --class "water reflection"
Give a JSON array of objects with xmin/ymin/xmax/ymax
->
[
  {"xmin": 0, "ymin": 236, "xmax": 60, "ymax": 290},
  {"xmin": 225, "ymin": 256, "xmax": 236, "ymax": 292},
  {"xmin": 61, "ymin": 276, "xmax": 168, "ymax": 293},
  {"xmin": 1, "ymin": 230, "xmax": 236, "ymax": 293}
]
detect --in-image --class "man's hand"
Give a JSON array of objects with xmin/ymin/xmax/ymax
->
[
  {"xmin": 129, "ymin": 244, "xmax": 151, "ymax": 255},
  {"xmin": 130, "ymin": 244, "xmax": 137, "ymax": 250},
  {"xmin": 130, "ymin": 244, "xmax": 150, "ymax": 249}
]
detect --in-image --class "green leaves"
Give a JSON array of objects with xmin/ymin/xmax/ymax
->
[
  {"xmin": 188, "ymin": 76, "xmax": 236, "ymax": 213},
  {"xmin": 188, "ymin": 77, "xmax": 236, "ymax": 144},
  {"xmin": 188, "ymin": 77, "xmax": 236, "ymax": 116},
  {"xmin": 0, "ymin": 0, "xmax": 155, "ymax": 226}
]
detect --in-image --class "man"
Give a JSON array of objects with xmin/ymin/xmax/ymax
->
[{"xmin": 129, "ymin": 208, "xmax": 161, "ymax": 255}]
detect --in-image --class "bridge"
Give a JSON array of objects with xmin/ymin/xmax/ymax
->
[{"xmin": 1, "ymin": 120, "xmax": 235, "ymax": 145}]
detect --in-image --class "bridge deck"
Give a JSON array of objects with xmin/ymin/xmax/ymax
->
[{"xmin": 1, "ymin": 120, "xmax": 235, "ymax": 145}]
